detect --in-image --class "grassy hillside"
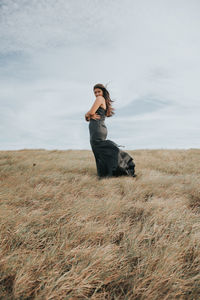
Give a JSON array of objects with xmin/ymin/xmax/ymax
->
[{"xmin": 0, "ymin": 149, "xmax": 200, "ymax": 299}]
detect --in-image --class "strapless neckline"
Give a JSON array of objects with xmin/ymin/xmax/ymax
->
[{"xmin": 98, "ymin": 106, "xmax": 106, "ymax": 111}]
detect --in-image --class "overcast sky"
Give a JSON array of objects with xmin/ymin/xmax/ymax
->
[{"xmin": 0, "ymin": 0, "xmax": 200, "ymax": 150}]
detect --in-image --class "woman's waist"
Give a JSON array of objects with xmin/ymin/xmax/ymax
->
[{"xmin": 90, "ymin": 117, "xmax": 105, "ymax": 122}]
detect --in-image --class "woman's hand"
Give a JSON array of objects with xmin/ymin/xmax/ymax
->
[
  {"xmin": 90, "ymin": 113, "xmax": 101, "ymax": 120},
  {"xmin": 85, "ymin": 112, "xmax": 101, "ymax": 121},
  {"xmin": 85, "ymin": 112, "xmax": 90, "ymax": 121}
]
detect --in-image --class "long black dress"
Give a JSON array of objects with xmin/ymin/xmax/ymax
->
[{"xmin": 89, "ymin": 106, "xmax": 136, "ymax": 179}]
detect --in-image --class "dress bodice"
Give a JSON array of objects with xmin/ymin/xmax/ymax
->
[{"xmin": 96, "ymin": 106, "xmax": 106, "ymax": 120}]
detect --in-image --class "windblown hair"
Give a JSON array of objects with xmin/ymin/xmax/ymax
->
[{"xmin": 93, "ymin": 83, "xmax": 115, "ymax": 117}]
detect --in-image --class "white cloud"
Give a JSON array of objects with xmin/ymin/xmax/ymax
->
[{"xmin": 0, "ymin": 0, "xmax": 200, "ymax": 150}]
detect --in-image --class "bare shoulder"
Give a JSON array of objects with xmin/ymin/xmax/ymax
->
[
  {"xmin": 97, "ymin": 95, "xmax": 106, "ymax": 105},
  {"xmin": 95, "ymin": 95, "xmax": 104, "ymax": 102}
]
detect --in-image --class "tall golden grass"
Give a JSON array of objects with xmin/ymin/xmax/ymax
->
[{"xmin": 0, "ymin": 149, "xmax": 200, "ymax": 299}]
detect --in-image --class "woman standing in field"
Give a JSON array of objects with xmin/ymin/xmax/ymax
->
[{"xmin": 85, "ymin": 83, "xmax": 136, "ymax": 179}]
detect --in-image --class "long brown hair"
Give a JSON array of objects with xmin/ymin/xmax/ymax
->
[{"xmin": 93, "ymin": 83, "xmax": 115, "ymax": 117}]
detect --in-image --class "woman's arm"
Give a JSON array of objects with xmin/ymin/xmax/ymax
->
[
  {"xmin": 85, "ymin": 96, "xmax": 103, "ymax": 121},
  {"xmin": 86, "ymin": 96, "xmax": 103, "ymax": 115}
]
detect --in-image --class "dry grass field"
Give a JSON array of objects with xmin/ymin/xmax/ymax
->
[{"xmin": 0, "ymin": 148, "xmax": 200, "ymax": 299}]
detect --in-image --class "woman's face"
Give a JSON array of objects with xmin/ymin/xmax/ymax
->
[{"xmin": 94, "ymin": 88, "xmax": 103, "ymax": 97}]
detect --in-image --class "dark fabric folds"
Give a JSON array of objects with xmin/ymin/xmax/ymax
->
[{"xmin": 89, "ymin": 106, "xmax": 136, "ymax": 178}]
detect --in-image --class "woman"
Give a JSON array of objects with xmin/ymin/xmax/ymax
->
[{"xmin": 85, "ymin": 83, "xmax": 136, "ymax": 179}]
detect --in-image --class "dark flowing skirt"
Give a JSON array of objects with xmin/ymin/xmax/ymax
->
[{"xmin": 89, "ymin": 118, "xmax": 136, "ymax": 178}]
